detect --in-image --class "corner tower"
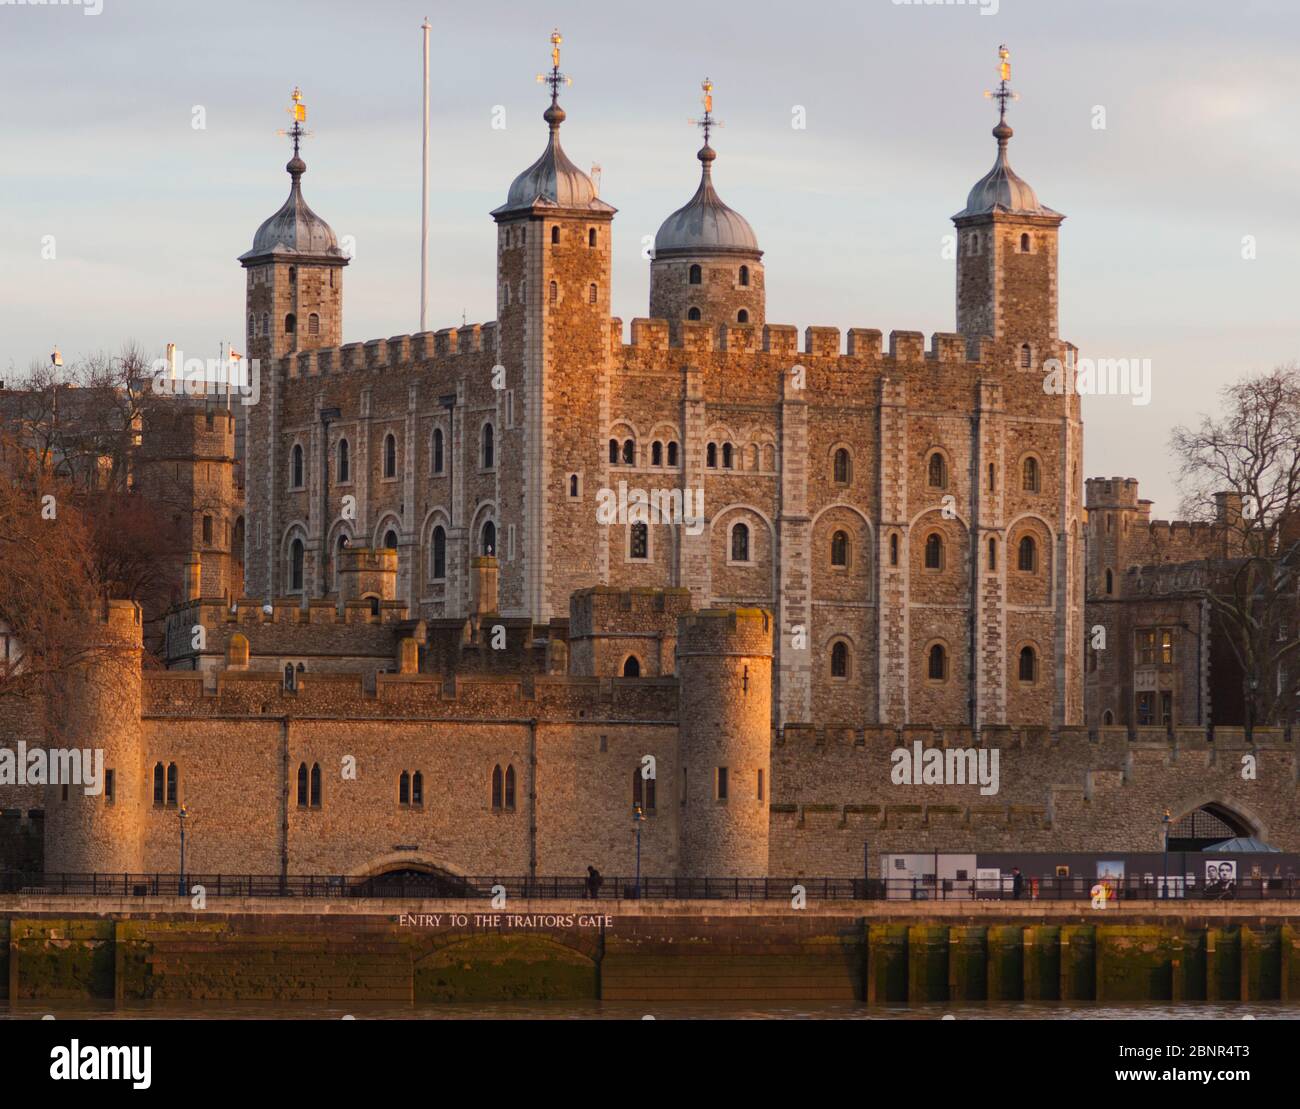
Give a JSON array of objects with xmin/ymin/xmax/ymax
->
[
  {"xmin": 650, "ymin": 81, "xmax": 764, "ymax": 342},
  {"xmin": 953, "ymin": 47, "xmax": 1064, "ymax": 351},
  {"xmin": 490, "ymin": 31, "xmax": 617, "ymax": 622}
]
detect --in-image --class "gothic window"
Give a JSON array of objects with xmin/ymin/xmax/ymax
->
[
  {"xmin": 432, "ymin": 427, "xmax": 444, "ymax": 473},
  {"xmin": 310, "ymin": 763, "xmax": 321, "ymax": 807},
  {"xmin": 737, "ymin": 309, "xmax": 749, "ymax": 323},
  {"xmin": 551, "ymin": 225, "xmax": 560, "ymax": 244},
  {"xmin": 623, "ymin": 656, "xmax": 641, "ymax": 678},
  {"xmin": 831, "ymin": 530, "xmax": 849, "ymax": 567},
  {"xmin": 831, "ymin": 640, "xmax": 849, "ymax": 678},
  {"xmin": 337, "ymin": 438, "xmax": 350, "ymax": 482},
  {"xmin": 706, "ymin": 442, "xmax": 717, "ymax": 468},
  {"xmin": 927, "ymin": 451, "xmax": 947, "ymax": 489},
  {"xmin": 629, "ymin": 521, "xmax": 648, "ymax": 560},
  {"xmin": 687, "ymin": 307, "xmax": 701, "ymax": 320},
  {"xmin": 481, "ymin": 520, "xmax": 496, "ymax": 556},
  {"xmin": 399, "ymin": 771, "xmax": 410, "ymax": 805},
  {"xmin": 412, "ymin": 771, "xmax": 423, "ymax": 806},
  {"xmin": 667, "ymin": 442, "xmax": 679, "ymax": 467},
  {"xmin": 1018, "ymin": 535, "xmax": 1037, "ymax": 572},
  {"xmin": 738, "ymin": 265, "xmax": 749, "ymax": 287},
  {"xmin": 924, "ymin": 532, "xmax": 943, "ymax": 570},
  {"xmin": 1022, "ymin": 456, "xmax": 1040, "ymax": 492},
  {"xmin": 730, "ymin": 522, "xmax": 750, "ymax": 563},
  {"xmin": 290, "ymin": 444, "xmax": 304, "ymax": 488},
  {"xmin": 504, "ymin": 765, "xmax": 516, "ymax": 810},
  {"xmin": 833, "ymin": 447, "xmax": 851, "ymax": 484},
  {"xmin": 928, "ymin": 643, "xmax": 948, "ymax": 681},
  {"xmin": 1018, "ymin": 645, "xmax": 1038, "ymax": 682},
  {"xmin": 166, "ymin": 762, "xmax": 178, "ymax": 806},
  {"xmin": 284, "ymin": 313, "xmax": 296, "ymax": 335},
  {"xmin": 689, "ymin": 264, "xmax": 701, "ymax": 285},
  {"xmin": 652, "ymin": 441, "xmax": 663, "ymax": 466},
  {"xmin": 568, "ymin": 473, "xmax": 580, "ymax": 498},
  {"xmin": 481, "ymin": 422, "xmax": 495, "ymax": 469},
  {"xmin": 431, "ymin": 525, "xmax": 446, "ymax": 580},
  {"xmin": 290, "ymin": 537, "xmax": 305, "ymax": 591},
  {"xmin": 383, "ymin": 433, "xmax": 397, "ymax": 478},
  {"xmin": 153, "ymin": 762, "xmax": 165, "ymax": 806}
]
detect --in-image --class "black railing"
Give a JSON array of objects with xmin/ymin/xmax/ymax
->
[{"xmin": 0, "ymin": 872, "xmax": 1296, "ymax": 901}]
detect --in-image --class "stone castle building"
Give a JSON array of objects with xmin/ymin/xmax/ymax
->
[{"xmin": 5, "ymin": 42, "xmax": 1296, "ymax": 884}]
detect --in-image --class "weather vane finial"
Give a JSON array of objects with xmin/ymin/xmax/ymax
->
[
  {"xmin": 983, "ymin": 44, "xmax": 1018, "ymax": 123},
  {"xmin": 688, "ymin": 78, "xmax": 723, "ymax": 147},
  {"xmin": 536, "ymin": 28, "xmax": 572, "ymax": 104},
  {"xmin": 277, "ymin": 87, "xmax": 312, "ymax": 161}
]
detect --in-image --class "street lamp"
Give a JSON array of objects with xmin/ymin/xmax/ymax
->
[
  {"xmin": 632, "ymin": 803, "xmax": 645, "ymax": 900},
  {"xmin": 178, "ymin": 804, "xmax": 188, "ymax": 897},
  {"xmin": 1161, "ymin": 808, "xmax": 1172, "ymax": 899}
]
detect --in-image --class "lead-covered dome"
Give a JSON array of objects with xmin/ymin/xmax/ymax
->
[
  {"xmin": 955, "ymin": 121, "xmax": 1060, "ymax": 219},
  {"xmin": 493, "ymin": 102, "xmax": 616, "ymax": 216},
  {"xmin": 239, "ymin": 156, "xmax": 348, "ymax": 263},
  {"xmin": 654, "ymin": 143, "xmax": 760, "ymax": 257}
]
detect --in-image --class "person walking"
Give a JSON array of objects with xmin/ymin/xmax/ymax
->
[
  {"xmin": 1011, "ymin": 866, "xmax": 1024, "ymax": 900},
  {"xmin": 586, "ymin": 865, "xmax": 603, "ymax": 900}
]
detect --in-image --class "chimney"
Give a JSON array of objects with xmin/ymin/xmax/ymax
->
[
  {"xmin": 1214, "ymin": 491, "xmax": 1243, "ymax": 528},
  {"xmin": 184, "ymin": 553, "xmax": 202, "ymax": 600},
  {"xmin": 471, "ymin": 555, "xmax": 499, "ymax": 617}
]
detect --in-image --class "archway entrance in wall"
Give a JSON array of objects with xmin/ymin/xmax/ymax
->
[
  {"xmin": 1166, "ymin": 803, "xmax": 1254, "ymax": 852},
  {"xmin": 351, "ymin": 865, "xmax": 470, "ymax": 898}
]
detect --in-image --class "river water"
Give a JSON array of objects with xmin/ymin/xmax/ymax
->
[{"xmin": 3, "ymin": 1000, "xmax": 1298, "ymax": 1020}]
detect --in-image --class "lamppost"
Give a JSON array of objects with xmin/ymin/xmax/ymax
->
[
  {"xmin": 1161, "ymin": 808, "xmax": 1172, "ymax": 899},
  {"xmin": 1246, "ymin": 676, "xmax": 1259, "ymax": 741},
  {"xmin": 632, "ymin": 803, "xmax": 645, "ymax": 900},
  {"xmin": 178, "ymin": 804, "xmax": 188, "ymax": 897}
]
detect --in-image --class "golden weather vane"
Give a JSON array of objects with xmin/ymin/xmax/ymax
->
[
  {"xmin": 688, "ymin": 78, "xmax": 723, "ymax": 146},
  {"xmin": 276, "ymin": 87, "xmax": 313, "ymax": 158},
  {"xmin": 536, "ymin": 29, "xmax": 573, "ymax": 102},
  {"xmin": 983, "ymin": 44, "xmax": 1019, "ymax": 121}
]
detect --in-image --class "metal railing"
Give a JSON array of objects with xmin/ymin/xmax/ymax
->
[{"xmin": 1, "ymin": 872, "xmax": 1296, "ymax": 901}]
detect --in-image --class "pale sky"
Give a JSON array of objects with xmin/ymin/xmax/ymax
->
[{"xmin": 2, "ymin": 0, "xmax": 1297, "ymax": 516}]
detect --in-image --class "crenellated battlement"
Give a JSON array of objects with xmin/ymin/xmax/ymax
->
[{"xmin": 283, "ymin": 322, "xmax": 500, "ymax": 379}]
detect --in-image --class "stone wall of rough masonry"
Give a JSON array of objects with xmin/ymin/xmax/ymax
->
[{"xmin": 649, "ymin": 255, "xmax": 766, "ymax": 344}]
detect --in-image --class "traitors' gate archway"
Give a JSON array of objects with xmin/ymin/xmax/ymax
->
[{"xmin": 1166, "ymin": 803, "xmax": 1255, "ymax": 852}]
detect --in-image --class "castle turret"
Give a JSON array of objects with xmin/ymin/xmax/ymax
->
[
  {"xmin": 677, "ymin": 608, "xmax": 773, "ymax": 878},
  {"xmin": 338, "ymin": 546, "xmax": 397, "ymax": 606},
  {"xmin": 650, "ymin": 80, "xmax": 764, "ymax": 343},
  {"xmin": 44, "ymin": 600, "xmax": 145, "ymax": 874}
]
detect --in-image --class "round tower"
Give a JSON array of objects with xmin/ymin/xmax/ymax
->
[
  {"xmin": 650, "ymin": 81, "xmax": 764, "ymax": 343},
  {"xmin": 44, "ymin": 600, "xmax": 145, "ymax": 874},
  {"xmin": 676, "ymin": 607, "xmax": 773, "ymax": 878}
]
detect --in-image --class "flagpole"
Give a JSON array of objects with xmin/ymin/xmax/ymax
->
[{"xmin": 420, "ymin": 17, "xmax": 431, "ymax": 333}]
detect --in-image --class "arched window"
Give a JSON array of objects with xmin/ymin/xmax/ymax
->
[
  {"xmin": 399, "ymin": 770, "xmax": 410, "ymax": 805},
  {"xmin": 738, "ymin": 265, "xmax": 749, "ymax": 287},
  {"xmin": 166, "ymin": 762, "xmax": 178, "ymax": 806},
  {"xmin": 481, "ymin": 423, "xmax": 495, "ymax": 469},
  {"xmin": 609, "ymin": 438, "xmax": 619, "ymax": 464},
  {"xmin": 1105, "ymin": 569, "xmax": 1114, "ymax": 595},
  {"xmin": 730, "ymin": 522, "xmax": 750, "ymax": 563},
  {"xmin": 988, "ymin": 462, "xmax": 996, "ymax": 490},
  {"xmin": 1018, "ymin": 535, "xmax": 1037, "ymax": 572},
  {"xmin": 737, "ymin": 309, "xmax": 749, "ymax": 323},
  {"xmin": 621, "ymin": 439, "xmax": 635, "ymax": 465},
  {"xmin": 1018, "ymin": 645, "xmax": 1037, "ymax": 682},
  {"xmin": 482, "ymin": 520, "xmax": 496, "ymax": 556},
  {"xmin": 688, "ymin": 264, "xmax": 701, "ymax": 285},
  {"xmin": 288, "ymin": 266, "xmax": 296, "ymax": 284},
  {"xmin": 988, "ymin": 536, "xmax": 997, "ymax": 570},
  {"xmin": 568, "ymin": 474, "xmax": 579, "ymax": 497},
  {"xmin": 924, "ymin": 532, "xmax": 943, "ymax": 570},
  {"xmin": 706, "ymin": 442, "xmax": 717, "ymax": 468},
  {"xmin": 431, "ymin": 525, "xmax": 446, "ymax": 580},
  {"xmin": 492, "ymin": 765, "xmax": 503, "ymax": 809},
  {"xmin": 290, "ymin": 443, "xmax": 304, "ymax": 488},
  {"xmin": 504, "ymin": 765, "xmax": 516, "ymax": 810},
  {"xmin": 290, "ymin": 537, "xmax": 305, "ymax": 591},
  {"xmin": 889, "ymin": 533, "xmax": 899, "ymax": 566},
  {"xmin": 549, "ymin": 281, "xmax": 558, "ymax": 304},
  {"xmin": 411, "ymin": 771, "xmax": 423, "ymax": 806},
  {"xmin": 432, "ymin": 427, "xmax": 444, "ymax": 473},
  {"xmin": 1019, "ymin": 232, "xmax": 1030, "ymax": 252},
  {"xmin": 667, "ymin": 442, "xmax": 679, "ymax": 467},
  {"xmin": 308, "ymin": 312, "xmax": 320, "ymax": 335},
  {"xmin": 368, "ymin": 596, "xmax": 380, "ymax": 617},
  {"xmin": 830, "ymin": 530, "xmax": 849, "ymax": 567},
  {"xmin": 1022, "ymin": 456, "xmax": 1040, "ymax": 492},
  {"xmin": 551, "ymin": 225, "xmax": 560, "ymax": 244},
  {"xmin": 833, "ymin": 448, "xmax": 851, "ymax": 484},
  {"xmin": 589, "ymin": 283, "xmax": 597, "ymax": 304},
  {"xmin": 284, "ymin": 663, "xmax": 295, "ymax": 690},
  {"xmin": 1020, "ymin": 344, "xmax": 1032, "ymax": 369},
  {"xmin": 383, "ymin": 433, "xmax": 397, "ymax": 478},
  {"xmin": 651, "ymin": 441, "xmax": 663, "ymax": 466},
  {"xmin": 588, "ymin": 227, "xmax": 597, "ymax": 247},
  {"xmin": 1102, "ymin": 710, "xmax": 1114, "ymax": 725},
  {"xmin": 383, "ymin": 529, "xmax": 398, "ymax": 550},
  {"xmin": 722, "ymin": 442, "xmax": 733, "ymax": 469},
  {"xmin": 927, "ymin": 451, "xmax": 947, "ymax": 488},
  {"xmin": 629, "ymin": 521, "xmax": 648, "ymax": 560},
  {"xmin": 632, "ymin": 767, "xmax": 656, "ymax": 811},
  {"xmin": 687, "ymin": 307, "xmax": 701, "ymax": 320},
  {"xmin": 623, "ymin": 656, "xmax": 641, "ymax": 678},
  {"xmin": 337, "ymin": 438, "xmax": 349, "ymax": 483},
  {"xmin": 296, "ymin": 762, "xmax": 308, "ymax": 807},
  {"xmin": 153, "ymin": 762, "xmax": 165, "ymax": 805},
  {"xmin": 310, "ymin": 763, "xmax": 321, "ymax": 807},
  {"xmin": 284, "ymin": 313, "xmax": 296, "ymax": 334},
  {"xmin": 831, "ymin": 640, "xmax": 849, "ymax": 678},
  {"xmin": 928, "ymin": 643, "xmax": 948, "ymax": 681},
  {"xmin": 248, "ymin": 313, "xmax": 255, "ymax": 336},
  {"xmin": 260, "ymin": 312, "xmax": 269, "ymax": 336}
]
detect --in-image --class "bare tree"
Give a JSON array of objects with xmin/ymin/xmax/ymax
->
[{"xmin": 1170, "ymin": 364, "xmax": 1300, "ymax": 732}]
